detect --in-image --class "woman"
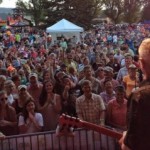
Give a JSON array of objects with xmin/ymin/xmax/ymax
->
[
  {"xmin": 18, "ymin": 99, "xmax": 43, "ymax": 134},
  {"xmin": 39, "ymin": 80, "xmax": 62, "ymax": 131},
  {"xmin": 42, "ymin": 69, "xmax": 53, "ymax": 82},
  {"xmin": 123, "ymin": 64, "xmax": 139, "ymax": 98},
  {"xmin": 0, "ymin": 90, "xmax": 17, "ymax": 135},
  {"xmin": 106, "ymin": 86, "xmax": 127, "ymax": 130}
]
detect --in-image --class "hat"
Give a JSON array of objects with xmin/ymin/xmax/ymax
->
[
  {"xmin": 18, "ymin": 85, "xmax": 27, "ymax": 91},
  {"xmin": 7, "ymin": 65, "xmax": 16, "ymax": 72},
  {"xmin": 29, "ymin": 73, "xmax": 38, "ymax": 79},
  {"xmin": 129, "ymin": 64, "xmax": 137, "ymax": 69},
  {"xmin": 124, "ymin": 53, "xmax": 132, "ymax": 58},
  {"xmin": 104, "ymin": 66, "xmax": 113, "ymax": 73}
]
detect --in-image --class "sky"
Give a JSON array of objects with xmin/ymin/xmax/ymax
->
[{"xmin": 0, "ymin": 0, "xmax": 28, "ymax": 8}]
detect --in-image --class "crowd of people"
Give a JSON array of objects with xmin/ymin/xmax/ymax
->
[{"xmin": 0, "ymin": 23, "xmax": 150, "ymax": 145}]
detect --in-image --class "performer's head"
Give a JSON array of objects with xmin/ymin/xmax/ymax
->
[{"xmin": 139, "ymin": 38, "xmax": 150, "ymax": 80}]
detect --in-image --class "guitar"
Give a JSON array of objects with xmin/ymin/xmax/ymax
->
[{"xmin": 59, "ymin": 114, "xmax": 122, "ymax": 140}]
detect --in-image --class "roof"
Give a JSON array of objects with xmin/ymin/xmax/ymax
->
[{"xmin": 46, "ymin": 18, "xmax": 84, "ymax": 33}]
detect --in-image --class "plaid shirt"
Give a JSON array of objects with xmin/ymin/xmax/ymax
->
[{"xmin": 76, "ymin": 93, "xmax": 105, "ymax": 125}]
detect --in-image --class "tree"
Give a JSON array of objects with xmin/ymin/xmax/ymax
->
[
  {"xmin": 0, "ymin": 0, "xmax": 2, "ymax": 4},
  {"xmin": 102, "ymin": 0, "xmax": 124, "ymax": 23},
  {"xmin": 123, "ymin": 0, "xmax": 142, "ymax": 23},
  {"xmin": 16, "ymin": 0, "xmax": 47, "ymax": 26},
  {"xmin": 142, "ymin": 2, "xmax": 150, "ymax": 21},
  {"xmin": 43, "ymin": 0, "xmax": 103, "ymax": 29},
  {"xmin": 16, "ymin": 0, "xmax": 103, "ymax": 29}
]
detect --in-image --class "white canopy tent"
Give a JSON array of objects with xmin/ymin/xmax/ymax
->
[{"xmin": 46, "ymin": 19, "xmax": 84, "ymax": 44}]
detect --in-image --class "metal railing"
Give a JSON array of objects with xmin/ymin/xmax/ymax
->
[{"xmin": 0, "ymin": 128, "xmax": 121, "ymax": 150}]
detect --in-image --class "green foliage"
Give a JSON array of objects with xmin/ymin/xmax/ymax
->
[
  {"xmin": 102, "ymin": 0, "xmax": 146, "ymax": 23},
  {"xmin": 142, "ymin": 2, "xmax": 150, "ymax": 21},
  {"xmin": 123, "ymin": 0, "xmax": 142, "ymax": 23},
  {"xmin": 102, "ymin": 0, "xmax": 124, "ymax": 23},
  {"xmin": 16, "ymin": 0, "xmax": 103, "ymax": 29},
  {"xmin": 16, "ymin": 0, "xmax": 149, "ymax": 27}
]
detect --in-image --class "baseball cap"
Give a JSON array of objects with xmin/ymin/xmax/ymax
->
[
  {"xmin": 18, "ymin": 85, "xmax": 27, "ymax": 91},
  {"xmin": 104, "ymin": 66, "xmax": 113, "ymax": 73},
  {"xmin": 129, "ymin": 64, "xmax": 137, "ymax": 69},
  {"xmin": 29, "ymin": 73, "xmax": 38, "ymax": 79}
]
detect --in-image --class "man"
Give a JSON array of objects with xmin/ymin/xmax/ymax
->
[
  {"xmin": 78, "ymin": 65, "xmax": 102, "ymax": 94},
  {"xmin": 120, "ymin": 38, "xmax": 150, "ymax": 150},
  {"xmin": 117, "ymin": 53, "xmax": 133, "ymax": 84},
  {"xmin": 100, "ymin": 66, "xmax": 119, "ymax": 92},
  {"xmin": 76, "ymin": 80, "xmax": 105, "ymax": 125},
  {"xmin": 27, "ymin": 73, "xmax": 43, "ymax": 105}
]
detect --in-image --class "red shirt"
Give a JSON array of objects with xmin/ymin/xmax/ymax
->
[{"xmin": 106, "ymin": 98, "xmax": 127, "ymax": 128}]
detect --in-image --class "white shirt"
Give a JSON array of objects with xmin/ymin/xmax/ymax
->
[{"xmin": 18, "ymin": 113, "xmax": 44, "ymax": 133}]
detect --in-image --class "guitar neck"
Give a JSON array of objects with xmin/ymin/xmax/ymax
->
[{"xmin": 82, "ymin": 120, "xmax": 122, "ymax": 140}]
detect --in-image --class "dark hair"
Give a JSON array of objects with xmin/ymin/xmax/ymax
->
[
  {"xmin": 39, "ymin": 80, "xmax": 54, "ymax": 106},
  {"xmin": 11, "ymin": 74, "xmax": 20, "ymax": 82},
  {"xmin": 23, "ymin": 99, "xmax": 37, "ymax": 123},
  {"xmin": 81, "ymin": 80, "xmax": 92, "ymax": 88},
  {"xmin": 103, "ymin": 79, "xmax": 111, "ymax": 86},
  {"xmin": 42, "ymin": 69, "xmax": 51, "ymax": 82},
  {"xmin": 115, "ymin": 85, "xmax": 125, "ymax": 92}
]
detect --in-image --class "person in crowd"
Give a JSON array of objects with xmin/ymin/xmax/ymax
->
[
  {"xmin": 106, "ymin": 85, "xmax": 127, "ymax": 130},
  {"xmin": 53, "ymin": 71, "xmax": 66, "ymax": 95},
  {"xmin": 18, "ymin": 99, "xmax": 43, "ymax": 134},
  {"xmin": 117, "ymin": 53, "xmax": 133, "ymax": 84},
  {"xmin": 120, "ymin": 38, "xmax": 150, "ymax": 150},
  {"xmin": 61, "ymin": 75, "xmax": 77, "ymax": 116},
  {"xmin": 0, "ymin": 75, "xmax": 6, "ymax": 91},
  {"xmin": 68, "ymin": 66, "xmax": 78, "ymax": 84},
  {"xmin": 0, "ymin": 90, "xmax": 17, "ymax": 135},
  {"xmin": 18, "ymin": 69, "xmax": 28, "ymax": 85},
  {"xmin": 100, "ymin": 79, "xmax": 116, "ymax": 106},
  {"xmin": 114, "ymin": 49, "xmax": 124, "ymax": 64},
  {"xmin": 123, "ymin": 64, "xmax": 139, "ymax": 98},
  {"xmin": 42, "ymin": 69, "xmax": 53, "ymax": 82},
  {"xmin": 76, "ymin": 80, "xmax": 106, "ymax": 125},
  {"xmin": 65, "ymin": 52, "xmax": 77, "ymax": 72},
  {"xmin": 100, "ymin": 66, "xmax": 119, "ymax": 92},
  {"xmin": 95, "ymin": 67, "xmax": 105, "ymax": 81},
  {"xmin": 4, "ymin": 80, "xmax": 16, "ymax": 105},
  {"xmin": 27, "ymin": 73, "xmax": 43, "ymax": 105},
  {"xmin": 12, "ymin": 85, "xmax": 33, "ymax": 116},
  {"xmin": 39, "ymin": 80, "xmax": 62, "ymax": 131},
  {"xmin": 11, "ymin": 74, "xmax": 21, "ymax": 89},
  {"xmin": 78, "ymin": 65, "xmax": 102, "ymax": 94}
]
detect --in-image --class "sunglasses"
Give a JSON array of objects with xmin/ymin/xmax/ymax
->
[{"xmin": 0, "ymin": 97, "xmax": 7, "ymax": 101}]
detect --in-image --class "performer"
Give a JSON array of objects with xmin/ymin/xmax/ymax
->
[{"xmin": 120, "ymin": 38, "xmax": 150, "ymax": 150}]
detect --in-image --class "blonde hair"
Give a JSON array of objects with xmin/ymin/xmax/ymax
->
[{"xmin": 139, "ymin": 38, "xmax": 150, "ymax": 59}]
